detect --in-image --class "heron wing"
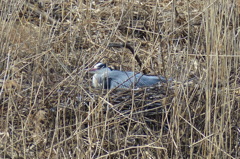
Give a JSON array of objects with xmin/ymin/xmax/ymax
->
[
  {"xmin": 104, "ymin": 70, "xmax": 136, "ymax": 89},
  {"xmin": 101, "ymin": 70, "xmax": 169, "ymax": 89},
  {"xmin": 135, "ymin": 74, "xmax": 167, "ymax": 87}
]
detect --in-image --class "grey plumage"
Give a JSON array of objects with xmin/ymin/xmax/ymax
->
[{"xmin": 89, "ymin": 63, "xmax": 169, "ymax": 89}]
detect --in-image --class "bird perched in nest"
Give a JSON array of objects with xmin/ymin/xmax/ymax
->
[{"xmin": 88, "ymin": 63, "xmax": 169, "ymax": 89}]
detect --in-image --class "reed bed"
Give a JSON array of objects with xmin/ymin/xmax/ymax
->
[{"xmin": 0, "ymin": 0, "xmax": 239, "ymax": 158}]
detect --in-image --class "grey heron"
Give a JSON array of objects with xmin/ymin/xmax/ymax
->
[{"xmin": 88, "ymin": 63, "xmax": 169, "ymax": 89}]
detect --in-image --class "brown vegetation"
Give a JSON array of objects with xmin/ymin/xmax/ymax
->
[{"xmin": 0, "ymin": 0, "xmax": 239, "ymax": 158}]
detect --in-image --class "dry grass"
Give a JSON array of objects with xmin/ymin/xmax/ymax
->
[{"xmin": 0, "ymin": 0, "xmax": 240, "ymax": 158}]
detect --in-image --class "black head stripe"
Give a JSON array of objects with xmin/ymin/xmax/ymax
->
[{"xmin": 98, "ymin": 63, "xmax": 106, "ymax": 69}]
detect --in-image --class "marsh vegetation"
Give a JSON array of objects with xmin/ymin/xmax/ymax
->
[{"xmin": 0, "ymin": 0, "xmax": 239, "ymax": 158}]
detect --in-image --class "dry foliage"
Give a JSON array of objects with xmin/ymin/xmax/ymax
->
[{"xmin": 0, "ymin": 0, "xmax": 240, "ymax": 158}]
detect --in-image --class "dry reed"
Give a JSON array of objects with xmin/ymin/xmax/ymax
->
[{"xmin": 0, "ymin": 0, "xmax": 239, "ymax": 158}]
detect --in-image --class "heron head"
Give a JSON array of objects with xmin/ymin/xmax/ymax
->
[{"xmin": 88, "ymin": 63, "xmax": 110, "ymax": 74}]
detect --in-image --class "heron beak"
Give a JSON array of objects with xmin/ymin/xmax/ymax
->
[{"xmin": 88, "ymin": 68, "xmax": 98, "ymax": 73}]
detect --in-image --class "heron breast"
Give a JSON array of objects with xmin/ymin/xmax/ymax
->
[{"xmin": 92, "ymin": 75, "xmax": 101, "ymax": 88}]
